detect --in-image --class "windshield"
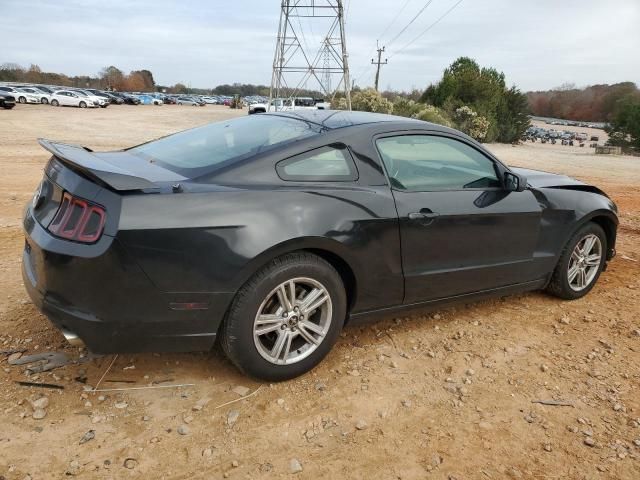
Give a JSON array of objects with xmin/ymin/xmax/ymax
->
[{"xmin": 129, "ymin": 115, "xmax": 324, "ymax": 177}]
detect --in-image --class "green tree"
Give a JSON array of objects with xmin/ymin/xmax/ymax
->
[
  {"xmin": 0, "ymin": 63, "xmax": 25, "ymax": 82},
  {"xmin": 495, "ymin": 87, "xmax": 531, "ymax": 143},
  {"xmin": 420, "ymin": 57, "xmax": 528, "ymax": 143},
  {"xmin": 606, "ymin": 100, "xmax": 640, "ymax": 152}
]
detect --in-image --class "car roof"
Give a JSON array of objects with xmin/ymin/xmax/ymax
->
[{"xmin": 266, "ymin": 109, "xmax": 430, "ymax": 131}]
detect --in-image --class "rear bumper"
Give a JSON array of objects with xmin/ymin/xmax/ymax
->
[{"xmin": 22, "ymin": 208, "xmax": 233, "ymax": 353}]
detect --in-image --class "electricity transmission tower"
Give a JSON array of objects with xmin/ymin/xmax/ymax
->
[
  {"xmin": 321, "ymin": 38, "xmax": 332, "ymax": 94},
  {"xmin": 371, "ymin": 41, "xmax": 387, "ymax": 91},
  {"xmin": 269, "ymin": 0, "xmax": 351, "ymax": 110}
]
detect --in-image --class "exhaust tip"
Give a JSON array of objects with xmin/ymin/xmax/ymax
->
[{"xmin": 61, "ymin": 329, "xmax": 85, "ymax": 347}]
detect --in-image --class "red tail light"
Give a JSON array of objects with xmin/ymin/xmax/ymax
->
[{"xmin": 48, "ymin": 192, "xmax": 106, "ymax": 243}]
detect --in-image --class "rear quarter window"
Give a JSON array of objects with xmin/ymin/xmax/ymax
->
[{"xmin": 276, "ymin": 145, "xmax": 358, "ymax": 182}]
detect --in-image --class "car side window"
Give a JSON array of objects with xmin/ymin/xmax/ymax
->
[
  {"xmin": 276, "ymin": 145, "xmax": 358, "ymax": 182},
  {"xmin": 376, "ymin": 135, "xmax": 501, "ymax": 191}
]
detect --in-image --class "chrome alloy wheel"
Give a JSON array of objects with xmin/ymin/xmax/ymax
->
[
  {"xmin": 253, "ymin": 277, "xmax": 332, "ymax": 365},
  {"xmin": 568, "ymin": 233, "xmax": 602, "ymax": 291}
]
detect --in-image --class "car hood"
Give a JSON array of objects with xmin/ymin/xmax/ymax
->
[
  {"xmin": 510, "ymin": 167, "xmax": 586, "ymax": 188},
  {"xmin": 511, "ymin": 167, "xmax": 609, "ymax": 198}
]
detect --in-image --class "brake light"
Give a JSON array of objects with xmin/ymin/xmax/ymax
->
[{"xmin": 48, "ymin": 192, "xmax": 106, "ymax": 243}]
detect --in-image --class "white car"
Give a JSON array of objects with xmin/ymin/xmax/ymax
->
[
  {"xmin": 16, "ymin": 86, "xmax": 53, "ymax": 104},
  {"xmin": 50, "ymin": 90, "xmax": 96, "ymax": 108},
  {"xmin": 72, "ymin": 89, "xmax": 108, "ymax": 108},
  {"xmin": 0, "ymin": 86, "xmax": 40, "ymax": 104},
  {"xmin": 248, "ymin": 97, "xmax": 330, "ymax": 114}
]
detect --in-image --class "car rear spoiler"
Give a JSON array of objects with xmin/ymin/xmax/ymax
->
[{"xmin": 38, "ymin": 139, "xmax": 160, "ymax": 191}]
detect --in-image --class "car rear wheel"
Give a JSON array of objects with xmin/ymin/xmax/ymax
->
[
  {"xmin": 41, "ymin": 98, "xmax": 48, "ymax": 104},
  {"xmin": 546, "ymin": 222, "xmax": 607, "ymax": 300},
  {"xmin": 79, "ymin": 101, "xmax": 87, "ymax": 108},
  {"xmin": 220, "ymin": 252, "xmax": 346, "ymax": 381},
  {"xmin": 18, "ymin": 96, "xmax": 26, "ymax": 104},
  {"xmin": 50, "ymin": 99, "xmax": 59, "ymax": 107}
]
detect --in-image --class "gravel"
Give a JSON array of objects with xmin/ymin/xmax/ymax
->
[
  {"xmin": 355, "ymin": 420, "xmax": 368, "ymax": 430},
  {"xmin": 227, "ymin": 410, "xmax": 239, "ymax": 426},
  {"xmin": 290, "ymin": 458, "xmax": 303, "ymax": 474}
]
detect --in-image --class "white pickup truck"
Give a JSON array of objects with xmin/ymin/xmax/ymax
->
[{"xmin": 248, "ymin": 97, "xmax": 330, "ymax": 114}]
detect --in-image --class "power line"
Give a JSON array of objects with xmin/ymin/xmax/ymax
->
[
  {"xmin": 352, "ymin": 0, "xmax": 411, "ymax": 86},
  {"xmin": 385, "ymin": 0, "xmax": 435, "ymax": 47},
  {"xmin": 378, "ymin": 0, "xmax": 412, "ymax": 42},
  {"xmin": 389, "ymin": 0, "xmax": 465, "ymax": 59}
]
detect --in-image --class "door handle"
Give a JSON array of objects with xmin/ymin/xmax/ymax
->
[{"xmin": 408, "ymin": 211, "xmax": 439, "ymax": 220}]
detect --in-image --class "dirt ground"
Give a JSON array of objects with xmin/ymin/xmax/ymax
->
[{"xmin": 0, "ymin": 105, "xmax": 639, "ymax": 480}]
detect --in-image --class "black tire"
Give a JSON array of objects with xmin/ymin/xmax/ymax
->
[
  {"xmin": 546, "ymin": 222, "xmax": 607, "ymax": 300},
  {"xmin": 220, "ymin": 252, "xmax": 346, "ymax": 381},
  {"xmin": 41, "ymin": 98, "xmax": 48, "ymax": 104},
  {"xmin": 79, "ymin": 101, "xmax": 87, "ymax": 108},
  {"xmin": 18, "ymin": 96, "xmax": 26, "ymax": 104},
  {"xmin": 50, "ymin": 99, "xmax": 59, "ymax": 107}
]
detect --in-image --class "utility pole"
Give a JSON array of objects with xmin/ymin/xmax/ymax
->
[
  {"xmin": 371, "ymin": 41, "xmax": 387, "ymax": 91},
  {"xmin": 269, "ymin": 0, "xmax": 351, "ymax": 110}
]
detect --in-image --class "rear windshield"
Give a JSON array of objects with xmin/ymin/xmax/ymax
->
[{"xmin": 128, "ymin": 115, "xmax": 324, "ymax": 176}]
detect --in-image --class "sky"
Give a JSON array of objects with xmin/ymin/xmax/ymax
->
[{"xmin": 2, "ymin": 0, "xmax": 639, "ymax": 92}]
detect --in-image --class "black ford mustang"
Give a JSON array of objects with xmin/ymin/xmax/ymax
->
[{"xmin": 22, "ymin": 111, "xmax": 618, "ymax": 380}]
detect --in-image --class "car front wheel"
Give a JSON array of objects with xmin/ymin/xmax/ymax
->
[
  {"xmin": 50, "ymin": 99, "xmax": 59, "ymax": 106},
  {"xmin": 221, "ymin": 252, "xmax": 346, "ymax": 381},
  {"xmin": 546, "ymin": 222, "xmax": 607, "ymax": 300}
]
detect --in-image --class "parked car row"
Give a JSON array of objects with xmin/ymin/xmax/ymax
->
[
  {"xmin": 545, "ymin": 119, "xmax": 601, "ymax": 129},
  {"xmin": 0, "ymin": 82, "xmax": 272, "ymax": 111},
  {"xmin": 524, "ymin": 126, "xmax": 599, "ymax": 146}
]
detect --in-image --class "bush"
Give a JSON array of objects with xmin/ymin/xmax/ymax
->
[
  {"xmin": 415, "ymin": 105, "xmax": 453, "ymax": 127},
  {"xmin": 392, "ymin": 98, "xmax": 423, "ymax": 118},
  {"xmin": 453, "ymin": 106, "xmax": 490, "ymax": 141},
  {"xmin": 341, "ymin": 88, "xmax": 394, "ymax": 114}
]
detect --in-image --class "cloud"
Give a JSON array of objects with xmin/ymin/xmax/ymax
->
[{"xmin": 3, "ymin": 0, "xmax": 639, "ymax": 91}]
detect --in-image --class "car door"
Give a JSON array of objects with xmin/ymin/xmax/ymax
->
[
  {"xmin": 58, "ymin": 91, "xmax": 72, "ymax": 106},
  {"xmin": 376, "ymin": 133, "xmax": 542, "ymax": 304}
]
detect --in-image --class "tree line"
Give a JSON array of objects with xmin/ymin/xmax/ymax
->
[
  {"xmin": 2, "ymin": 60, "xmax": 636, "ymax": 151},
  {"xmin": 527, "ymin": 82, "xmax": 640, "ymax": 123},
  {"xmin": 0, "ymin": 63, "xmax": 323, "ymax": 97},
  {"xmin": 0, "ymin": 63, "xmax": 158, "ymax": 92}
]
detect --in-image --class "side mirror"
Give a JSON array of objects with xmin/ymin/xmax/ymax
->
[{"xmin": 504, "ymin": 171, "xmax": 527, "ymax": 192}]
